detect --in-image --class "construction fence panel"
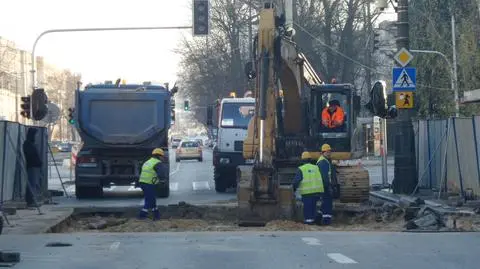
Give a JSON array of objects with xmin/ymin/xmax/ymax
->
[
  {"xmin": 453, "ymin": 118, "xmax": 480, "ymax": 196},
  {"xmin": 2, "ymin": 122, "xmax": 20, "ymax": 202},
  {"xmin": 415, "ymin": 121, "xmax": 429, "ymax": 189},
  {"xmin": 427, "ymin": 120, "xmax": 448, "ymax": 191},
  {"xmin": 0, "ymin": 120, "xmax": 49, "ymax": 204},
  {"xmin": 0, "ymin": 121, "xmax": 6, "ymax": 202},
  {"xmin": 416, "ymin": 117, "xmax": 480, "ymax": 198}
]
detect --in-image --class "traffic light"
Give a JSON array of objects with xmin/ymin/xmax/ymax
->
[
  {"xmin": 193, "ymin": 0, "xmax": 209, "ymax": 36},
  {"xmin": 31, "ymin": 88, "xmax": 48, "ymax": 121},
  {"xmin": 171, "ymin": 99, "xmax": 176, "ymax": 123},
  {"xmin": 373, "ymin": 30, "xmax": 380, "ymax": 52},
  {"xmin": 67, "ymin": 108, "xmax": 75, "ymax": 124},
  {"xmin": 20, "ymin": 95, "xmax": 31, "ymax": 119},
  {"xmin": 184, "ymin": 100, "xmax": 190, "ymax": 111}
]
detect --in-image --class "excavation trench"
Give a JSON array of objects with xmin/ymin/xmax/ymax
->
[{"xmin": 48, "ymin": 201, "xmax": 416, "ymax": 233}]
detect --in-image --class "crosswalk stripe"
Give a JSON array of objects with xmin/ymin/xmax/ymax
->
[
  {"xmin": 127, "ymin": 186, "xmax": 136, "ymax": 191},
  {"xmin": 301, "ymin": 237, "xmax": 322, "ymax": 246},
  {"xmin": 327, "ymin": 253, "xmax": 358, "ymax": 264},
  {"xmin": 192, "ymin": 181, "xmax": 210, "ymax": 191},
  {"xmin": 170, "ymin": 182, "xmax": 179, "ymax": 191}
]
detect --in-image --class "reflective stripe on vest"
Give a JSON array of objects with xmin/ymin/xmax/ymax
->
[
  {"xmin": 317, "ymin": 155, "xmax": 332, "ymax": 180},
  {"xmin": 298, "ymin": 163, "xmax": 324, "ymax": 195},
  {"xmin": 139, "ymin": 158, "xmax": 161, "ymax": 184}
]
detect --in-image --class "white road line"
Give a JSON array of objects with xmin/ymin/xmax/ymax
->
[
  {"xmin": 192, "ymin": 181, "xmax": 210, "ymax": 191},
  {"xmin": 301, "ymin": 237, "xmax": 322, "ymax": 246},
  {"xmin": 170, "ymin": 163, "xmax": 181, "ymax": 176},
  {"xmin": 109, "ymin": 241, "xmax": 121, "ymax": 251},
  {"xmin": 127, "ymin": 186, "xmax": 136, "ymax": 191},
  {"xmin": 170, "ymin": 182, "xmax": 179, "ymax": 191},
  {"xmin": 327, "ymin": 253, "xmax": 358, "ymax": 264},
  {"xmin": 66, "ymin": 185, "xmax": 76, "ymax": 193}
]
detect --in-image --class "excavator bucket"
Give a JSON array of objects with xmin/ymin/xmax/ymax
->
[{"xmin": 237, "ymin": 165, "xmax": 295, "ymax": 226}]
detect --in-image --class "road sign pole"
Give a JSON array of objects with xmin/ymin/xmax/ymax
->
[{"xmin": 392, "ymin": 0, "xmax": 418, "ymax": 194}]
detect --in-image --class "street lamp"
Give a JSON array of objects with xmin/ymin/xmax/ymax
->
[{"xmin": 30, "ymin": 26, "xmax": 192, "ymax": 93}]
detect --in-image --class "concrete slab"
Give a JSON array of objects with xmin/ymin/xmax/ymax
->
[{"xmin": 2, "ymin": 206, "xmax": 73, "ymax": 235}]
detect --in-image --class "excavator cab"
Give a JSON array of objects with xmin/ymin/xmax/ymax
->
[{"xmin": 307, "ymin": 84, "xmax": 361, "ymax": 153}]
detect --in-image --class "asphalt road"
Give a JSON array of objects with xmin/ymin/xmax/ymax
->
[
  {"xmin": 1, "ymin": 232, "xmax": 478, "ymax": 268},
  {"xmin": 48, "ymin": 149, "xmax": 393, "ymax": 206},
  {"xmin": 51, "ymin": 148, "xmax": 236, "ymax": 207}
]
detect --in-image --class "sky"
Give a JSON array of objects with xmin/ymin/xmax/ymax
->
[
  {"xmin": 0, "ymin": 0, "xmax": 396, "ymax": 86},
  {"xmin": 0, "ymin": 0, "xmax": 192, "ymax": 85}
]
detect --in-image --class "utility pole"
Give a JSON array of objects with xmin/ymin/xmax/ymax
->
[
  {"xmin": 451, "ymin": 14, "xmax": 459, "ymax": 117},
  {"xmin": 365, "ymin": 2, "xmax": 372, "ymax": 93},
  {"xmin": 248, "ymin": 0, "xmax": 253, "ymax": 63},
  {"xmin": 393, "ymin": 0, "xmax": 418, "ymax": 194}
]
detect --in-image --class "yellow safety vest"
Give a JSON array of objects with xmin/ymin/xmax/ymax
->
[
  {"xmin": 316, "ymin": 155, "xmax": 332, "ymax": 181},
  {"xmin": 298, "ymin": 163, "xmax": 324, "ymax": 195},
  {"xmin": 139, "ymin": 158, "xmax": 161, "ymax": 185}
]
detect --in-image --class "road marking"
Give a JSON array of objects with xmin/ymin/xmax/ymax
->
[
  {"xmin": 170, "ymin": 163, "xmax": 181, "ymax": 176},
  {"xmin": 66, "ymin": 185, "xmax": 75, "ymax": 193},
  {"xmin": 109, "ymin": 241, "xmax": 121, "ymax": 251},
  {"xmin": 301, "ymin": 237, "xmax": 322, "ymax": 246},
  {"xmin": 127, "ymin": 186, "xmax": 136, "ymax": 191},
  {"xmin": 170, "ymin": 182, "xmax": 179, "ymax": 191},
  {"xmin": 192, "ymin": 181, "xmax": 210, "ymax": 191},
  {"xmin": 327, "ymin": 253, "xmax": 358, "ymax": 264}
]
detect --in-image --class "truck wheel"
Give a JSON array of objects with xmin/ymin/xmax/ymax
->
[
  {"xmin": 156, "ymin": 184, "xmax": 170, "ymax": 198},
  {"xmin": 176, "ymin": 158, "xmax": 180, "ymax": 162},
  {"xmin": 214, "ymin": 167, "xmax": 227, "ymax": 193},
  {"xmin": 198, "ymin": 157, "xmax": 203, "ymax": 162}
]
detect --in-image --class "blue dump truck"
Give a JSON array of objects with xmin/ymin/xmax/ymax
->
[{"xmin": 73, "ymin": 81, "xmax": 174, "ymax": 199}]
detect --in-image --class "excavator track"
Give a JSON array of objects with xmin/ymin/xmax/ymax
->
[{"xmin": 336, "ymin": 165, "xmax": 370, "ymax": 203}]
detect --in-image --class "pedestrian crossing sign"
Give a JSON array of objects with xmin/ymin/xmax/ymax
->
[
  {"xmin": 392, "ymin": 67, "xmax": 416, "ymax": 91},
  {"xmin": 395, "ymin": 91, "xmax": 414, "ymax": 109}
]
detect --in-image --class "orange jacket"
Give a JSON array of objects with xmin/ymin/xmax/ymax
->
[{"xmin": 322, "ymin": 107, "xmax": 345, "ymax": 128}]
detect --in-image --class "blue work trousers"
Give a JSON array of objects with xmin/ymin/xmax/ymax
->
[
  {"xmin": 302, "ymin": 194, "xmax": 321, "ymax": 224},
  {"xmin": 320, "ymin": 190, "xmax": 333, "ymax": 224},
  {"xmin": 140, "ymin": 183, "xmax": 157, "ymax": 210}
]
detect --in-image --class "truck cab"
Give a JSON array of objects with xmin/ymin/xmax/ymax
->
[{"xmin": 210, "ymin": 97, "xmax": 255, "ymax": 192}]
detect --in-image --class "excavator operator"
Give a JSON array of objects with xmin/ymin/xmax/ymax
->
[{"xmin": 321, "ymin": 100, "xmax": 345, "ymax": 131}]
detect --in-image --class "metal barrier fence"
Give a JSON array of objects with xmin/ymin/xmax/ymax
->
[
  {"xmin": 415, "ymin": 117, "xmax": 480, "ymax": 198},
  {"xmin": 0, "ymin": 120, "xmax": 48, "ymax": 205}
]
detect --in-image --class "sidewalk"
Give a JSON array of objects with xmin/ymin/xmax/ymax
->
[{"xmin": 2, "ymin": 205, "xmax": 72, "ymax": 235}]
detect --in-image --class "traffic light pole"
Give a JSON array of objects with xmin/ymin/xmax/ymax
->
[
  {"xmin": 29, "ymin": 26, "xmax": 192, "ymax": 91},
  {"xmin": 393, "ymin": 0, "xmax": 418, "ymax": 194}
]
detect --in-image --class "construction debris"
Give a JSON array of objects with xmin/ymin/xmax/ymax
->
[{"xmin": 0, "ymin": 252, "xmax": 20, "ymax": 263}]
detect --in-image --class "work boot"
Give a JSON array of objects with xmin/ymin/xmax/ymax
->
[
  {"xmin": 138, "ymin": 209, "xmax": 148, "ymax": 220},
  {"xmin": 152, "ymin": 209, "xmax": 161, "ymax": 221},
  {"xmin": 322, "ymin": 217, "xmax": 332, "ymax": 225}
]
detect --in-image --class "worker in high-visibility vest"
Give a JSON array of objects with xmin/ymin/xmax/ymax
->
[
  {"xmin": 138, "ymin": 148, "xmax": 168, "ymax": 220},
  {"xmin": 292, "ymin": 152, "xmax": 325, "ymax": 225},
  {"xmin": 317, "ymin": 144, "xmax": 334, "ymax": 225}
]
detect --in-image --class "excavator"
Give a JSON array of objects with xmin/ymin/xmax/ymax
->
[{"xmin": 237, "ymin": 0, "xmax": 396, "ymax": 225}]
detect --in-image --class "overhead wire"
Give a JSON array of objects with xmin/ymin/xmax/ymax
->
[{"xmin": 293, "ymin": 22, "xmax": 450, "ymax": 91}]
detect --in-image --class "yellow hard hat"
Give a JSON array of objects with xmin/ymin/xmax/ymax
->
[
  {"xmin": 321, "ymin": 144, "xmax": 332, "ymax": 152},
  {"xmin": 152, "ymin": 148, "xmax": 165, "ymax": 156},
  {"xmin": 301, "ymin": 152, "xmax": 313, "ymax": 160}
]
